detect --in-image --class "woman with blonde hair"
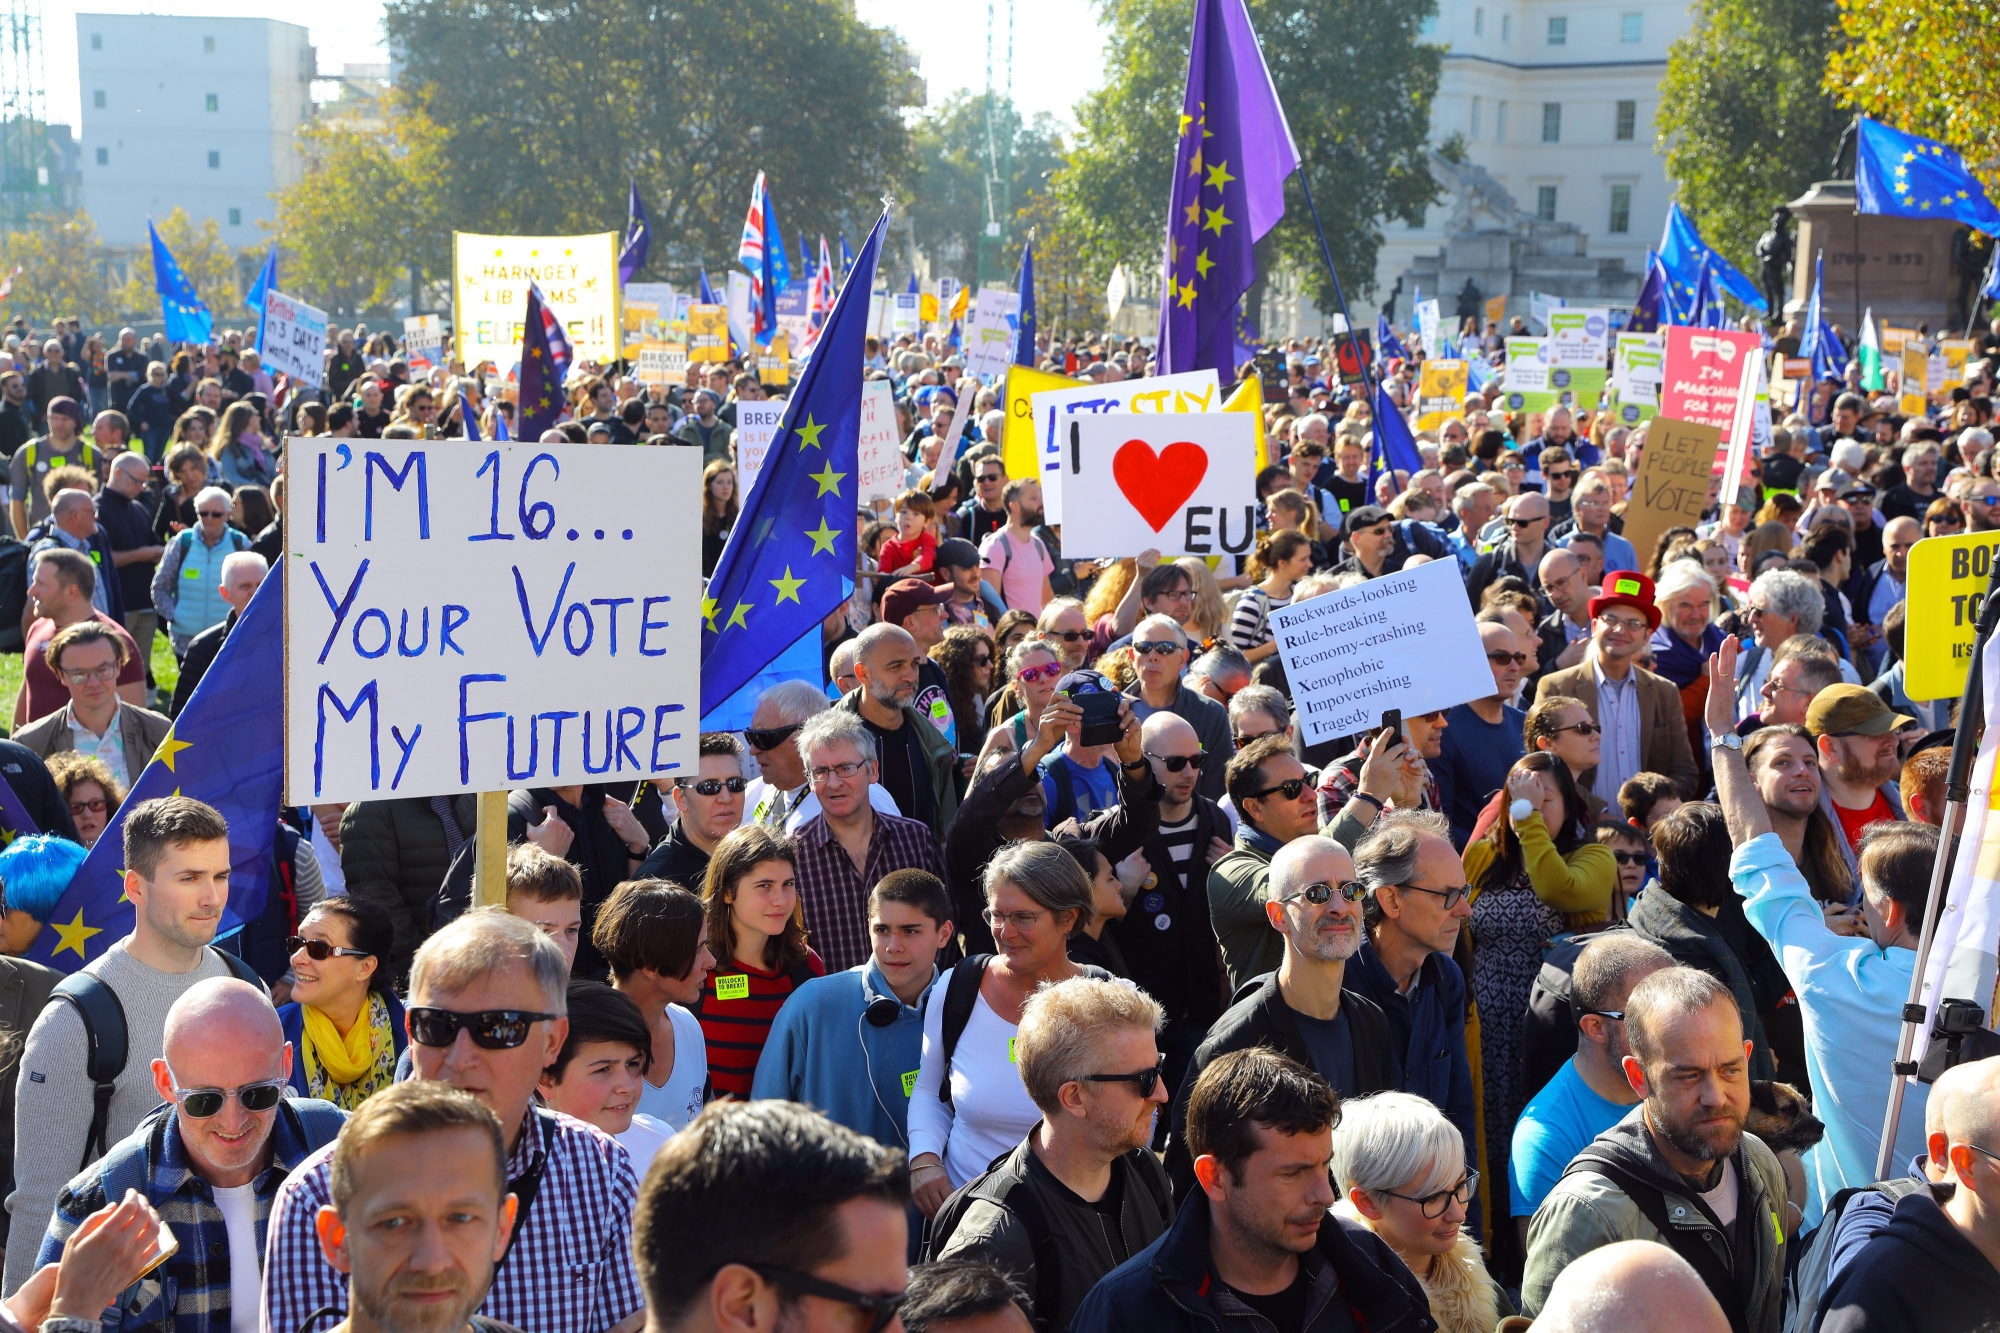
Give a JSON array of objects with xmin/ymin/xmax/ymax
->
[
  {"xmin": 1176, "ymin": 556, "xmax": 1230, "ymax": 639},
  {"xmin": 1739, "ymin": 520, "xmax": 1798, "ymax": 582},
  {"xmin": 696, "ymin": 823, "xmax": 821, "ymax": 1099},
  {"xmin": 1333, "ymin": 1093, "xmax": 1508, "ymax": 1333}
]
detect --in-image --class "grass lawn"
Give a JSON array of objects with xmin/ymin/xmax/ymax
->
[{"xmin": 0, "ymin": 631, "xmax": 183, "ymax": 731}]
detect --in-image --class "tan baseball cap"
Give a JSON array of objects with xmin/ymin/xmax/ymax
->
[{"xmin": 1805, "ymin": 683, "xmax": 1915, "ymax": 738}]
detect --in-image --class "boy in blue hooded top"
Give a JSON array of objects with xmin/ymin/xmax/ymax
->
[{"xmin": 753, "ymin": 867, "xmax": 953, "ymax": 1149}]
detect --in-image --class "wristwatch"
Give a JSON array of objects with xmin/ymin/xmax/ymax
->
[{"xmin": 1711, "ymin": 732, "xmax": 1744, "ymax": 753}]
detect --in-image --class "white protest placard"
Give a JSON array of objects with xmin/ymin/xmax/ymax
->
[
  {"xmin": 963, "ymin": 287, "xmax": 1021, "ymax": 380},
  {"xmin": 1415, "ymin": 299, "xmax": 1441, "ymax": 359},
  {"xmin": 1057, "ymin": 412, "xmax": 1256, "ymax": 559},
  {"xmin": 1106, "ymin": 265, "xmax": 1129, "ymax": 322},
  {"xmin": 1611, "ymin": 332, "xmax": 1664, "ymax": 407},
  {"xmin": 451, "ymin": 232, "xmax": 620, "ymax": 366},
  {"xmin": 891, "ymin": 292, "xmax": 920, "ymax": 337},
  {"xmin": 857, "ymin": 379, "xmax": 903, "ymax": 505},
  {"xmin": 1504, "ymin": 338, "xmax": 1549, "ymax": 393},
  {"xmin": 260, "ymin": 290, "xmax": 328, "ymax": 390},
  {"xmin": 403, "ymin": 314, "xmax": 443, "ymax": 372},
  {"xmin": 624, "ymin": 282, "xmax": 676, "ymax": 311},
  {"xmin": 1546, "ymin": 307, "xmax": 1611, "ymax": 368},
  {"xmin": 637, "ymin": 342, "xmax": 687, "ymax": 389},
  {"xmin": 1529, "ymin": 291, "xmax": 1563, "ymax": 333},
  {"xmin": 734, "ymin": 400, "xmax": 788, "ymax": 499},
  {"xmin": 1031, "ymin": 369, "xmax": 1222, "ymax": 524},
  {"xmin": 284, "ymin": 441, "xmax": 700, "ymax": 803},
  {"xmin": 725, "ymin": 271, "xmax": 754, "ymax": 353},
  {"xmin": 1270, "ymin": 558, "xmax": 1492, "ymax": 746}
]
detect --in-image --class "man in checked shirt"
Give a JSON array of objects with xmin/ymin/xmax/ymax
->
[{"xmin": 261, "ymin": 911, "xmax": 644, "ymax": 1333}]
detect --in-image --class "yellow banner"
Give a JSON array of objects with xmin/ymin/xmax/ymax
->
[
  {"xmin": 1003, "ymin": 365, "xmax": 1083, "ymax": 480},
  {"xmin": 1905, "ymin": 531, "xmax": 2000, "ymax": 700},
  {"xmin": 1417, "ymin": 360, "xmax": 1469, "ymax": 433},
  {"xmin": 758, "ymin": 332, "xmax": 791, "ymax": 387},
  {"xmin": 1225, "ymin": 376, "xmax": 1268, "ymax": 473},
  {"xmin": 452, "ymin": 231, "xmax": 620, "ymax": 367},
  {"xmin": 920, "ymin": 292, "xmax": 939, "ymax": 325},
  {"xmin": 1484, "ymin": 294, "xmax": 1506, "ymax": 325}
]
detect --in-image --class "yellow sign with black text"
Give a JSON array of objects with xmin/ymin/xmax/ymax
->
[{"xmin": 1905, "ymin": 531, "xmax": 2000, "ymax": 700}]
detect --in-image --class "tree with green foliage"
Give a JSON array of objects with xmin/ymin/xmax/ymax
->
[
  {"xmin": 0, "ymin": 213, "xmax": 115, "ymax": 325},
  {"xmin": 1057, "ymin": 0, "xmax": 1441, "ymax": 323},
  {"xmin": 384, "ymin": 0, "xmax": 913, "ymax": 287},
  {"xmin": 908, "ymin": 92, "xmax": 1066, "ymax": 287},
  {"xmin": 1825, "ymin": 0, "xmax": 2000, "ymax": 198},
  {"xmin": 117, "ymin": 207, "xmax": 244, "ymax": 320},
  {"xmin": 1657, "ymin": 0, "xmax": 1846, "ymax": 280}
]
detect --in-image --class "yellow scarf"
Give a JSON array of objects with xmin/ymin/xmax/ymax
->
[{"xmin": 302, "ymin": 995, "xmax": 378, "ymax": 1086}]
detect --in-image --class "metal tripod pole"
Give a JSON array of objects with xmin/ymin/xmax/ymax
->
[{"xmin": 1874, "ymin": 556, "xmax": 2000, "ymax": 1178}]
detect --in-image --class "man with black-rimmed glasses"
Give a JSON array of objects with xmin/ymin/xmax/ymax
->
[{"xmin": 262, "ymin": 910, "xmax": 645, "ymax": 1333}]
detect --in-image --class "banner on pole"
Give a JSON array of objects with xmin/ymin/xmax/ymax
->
[
  {"xmin": 688, "ymin": 305, "xmax": 730, "ymax": 362},
  {"xmin": 261, "ymin": 290, "xmax": 328, "ymax": 390},
  {"xmin": 452, "ymin": 232, "xmax": 620, "ymax": 367},
  {"xmin": 1030, "ymin": 369, "xmax": 1221, "ymax": 524}
]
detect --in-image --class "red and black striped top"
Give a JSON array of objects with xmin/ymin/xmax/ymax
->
[{"xmin": 698, "ymin": 952, "xmax": 826, "ymax": 1098}]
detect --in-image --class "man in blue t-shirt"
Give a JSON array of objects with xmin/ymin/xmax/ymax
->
[
  {"xmin": 1509, "ymin": 933, "xmax": 1674, "ymax": 1238},
  {"xmin": 1040, "ymin": 668, "xmax": 1130, "ymax": 827},
  {"xmin": 1434, "ymin": 618, "xmax": 1529, "ymax": 844}
]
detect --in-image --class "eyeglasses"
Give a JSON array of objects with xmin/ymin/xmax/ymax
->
[
  {"xmin": 407, "ymin": 1007, "xmax": 559, "ymax": 1050},
  {"xmin": 60, "ymin": 664, "xmax": 120, "ymax": 685},
  {"xmin": 809, "ymin": 760, "xmax": 868, "ymax": 785},
  {"xmin": 167, "ymin": 1074, "xmax": 286, "ymax": 1119},
  {"xmin": 1146, "ymin": 750, "xmax": 1207, "ymax": 772},
  {"xmin": 1506, "ymin": 516, "xmax": 1543, "ymax": 528},
  {"xmin": 1249, "ymin": 777, "xmax": 1310, "ymax": 802},
  {"xmin": 1397, "ymin": 882, "xmax": 1471, "ymax": 909},
  {"xmin": 1380, "ymin": 1171, "xmax": 1479, "ymax": 1219},
  {"xmin": 1485, "ymin": 650, "xmax": 1529, "ymax": 667},
  {"xmin": 1049, "ymin": 629, "xmax": 1090, "ymax": 643},
  {"xmin": 1598, "ymin": 614, "xmax": 1649, "ymax": 635},
  {"xmin": 1963, "ymin": 1142, "xmax": 2000, "ymax": 1170},
  {"xmin": 196, "ymin": 509, "xmax": 229, "ymax": 519},
  {"xmin": 1233, "ymin": 731, "xmax": 1277, "ymax": 748},
  {"xmin": 983, "ymin": 907, "xmax": 1048, "ymax": 932},
  {"xmin": 67, "ymin": 797, "xmax": 107, "ymax": 816},
  {"xmin": 1280, "ymin": 880, "xmax": 1366, "ymax": 906},
  {"xmin": 680, "ymin": 776, "xmax": 750, "ymax": 797},
  {"xmin": 1544, "ymin": 470, "xmax": 1575, "ymax": 483},
  {"xmin": 1610, "ymin": 851, "xmax": 1647, "ymax": 866},
  {"xmin": 743, "ymin": 723, "xmax": 803, "ymax": 752},
  {"xmin": 748, "ymin": 1266, "xmax": 907, "ymax": 1333},
  {"xmin": 286, "ymin": 935, "xmax": 372, "ymax": 962},
  {"xmin": 1553, "ymin": 720, "xmax": 1601, "ymax": 737},
  {"xmin": 1079, "ymin": 1056, "xmax": 1166, "ymax": 1099},
  {"xmin": 1015, "ymin": 662, "xmax": 1063, "ymax": 684},
  {"xmin": 1132, "ymin": 640, "xmax": 1183, "ymax": 657}
]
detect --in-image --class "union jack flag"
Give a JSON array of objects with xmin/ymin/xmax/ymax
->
[
  {"xmin": 802, "ymin": 235, "xmax": 835, "ymax": 351},
  {"xmin": 736, "ymin": 171, "xmax": 790, "ymax": 343}
]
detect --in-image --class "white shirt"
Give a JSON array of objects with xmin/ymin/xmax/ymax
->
[
  {"xmin": 635, "ymin": 1004, "xmax": 708, "ymax": 1132},
  {"xmin": 68, "ymin": 703, "xmax": 129, "ymax": 789},
  {"xmin": 213, "ymin": 1181, "xmax": 262, "ymax": 1333},
  {"xmin": 616, "ymin": 1113, "xmax": 675, "ymax": 1170},
  {"xmin": 1698, "ymin": 1155, "xmax": 1740, "ymax": 1229},
  {"xmin": 908, "ymin": 986, "xmax": 1041, "ymax": 1188}
]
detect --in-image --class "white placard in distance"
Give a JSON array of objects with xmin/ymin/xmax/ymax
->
[
  {"xmin": 284, "ymin": 441, "xmax": 701, "ymax": 803},
  {"xmin": 1270, "ymin": 557, "xmax": 1493, "ymax": 746},
  {"xmin": 260, "ymin": 290, "xmax": 328, "ymax": 391},
  {"xmin": 734, "ymin": 400, "xmax": 789, "ymax": 499},
  {"xmin": 1031, "ymin": 369, "xmax": 1221, "ymax": 524},
  {"xmin": 1058, "ymin": 412, "xmax": 1257, "ymax": 559},
  {"xmin": 857, "ymin": 379, "xmax": 904, "ymax": 505}
]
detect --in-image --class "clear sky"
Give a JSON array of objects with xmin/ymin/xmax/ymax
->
[{"xmin": 45, "ymin": 0, "xmax": 1104, "ymax": 134}]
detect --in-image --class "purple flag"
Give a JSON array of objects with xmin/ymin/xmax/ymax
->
[{"xmin": 1157, "ymin": 0, "xmax": 1298, "ymax": 376}]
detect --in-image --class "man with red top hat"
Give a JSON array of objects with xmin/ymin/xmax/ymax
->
[{"xmin": 1534, "ymin": 571, "xmax": 1699, "ymax": 804}]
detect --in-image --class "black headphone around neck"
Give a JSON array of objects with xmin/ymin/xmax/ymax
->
[{"xmin": 864, "ymin": 995, "xmax": 901, "ymax": 1027}]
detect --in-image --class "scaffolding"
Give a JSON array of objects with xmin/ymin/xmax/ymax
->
[{"xmin": 0, "ymin": 0, "xmax": 52, "ymax": 229}]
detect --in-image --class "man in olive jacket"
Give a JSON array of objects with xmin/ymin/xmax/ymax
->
[
  {"xmin": 339, "ymin": 794, "xmax": 478, "ymax": 983},
  {"xmin": 1523, "ymin": 965, "xmax": 1788, "ymax": 1333}
]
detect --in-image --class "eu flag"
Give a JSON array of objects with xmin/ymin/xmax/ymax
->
[
  {"xmin": 1856, "ymin": 117, "xmax": 2000, "ymax": 235},
  {"xmin": 1376, "ymin": 315, "xmax": 1410, "ymax": 361},
  {"xmin": 618, "ymin": 179, "xmax": 651, "ymax": 285},
  {"xmin": 700, "ymin": 209, "xmax": 886, "ymax": 716},
  {"xmin": 1628, "ymin": 253, "xmax": 1668, "ymax": 334},
  {"xmin": 1015, "ymin": 241, "xmax": 1037, "ymax": 367},
  {"xmin": 517, "ymin": 280, "xmax": 573, "ymax": 442},
  {"xmin": 27, "ymin": 574, "xmax": 284, "ymax": 972},
  {"xmin": 698, "ymin": 268, "xmax": 720, "ymax": 305},
  {"xmin": 1157, "ymin": 0, "xmax": 1298, "ymax": 376},
  {"xmin": 1800, "ymin": 250, "xmax": 1847, "ymax": 391},
  {"xmin": 149, "ymin": 219, "xmax": 213, "ymax": 345},
  {"xmin": 1658, "ymin": 203, "xmax": 1764, "ymax": 315},
  {"xmin": 1371, "ymin": 378, "xmax": 1424, "ymax": 481}
]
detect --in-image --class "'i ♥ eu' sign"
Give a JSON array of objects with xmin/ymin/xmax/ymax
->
[{"xmin": 1059, "ymin": 413, "xmax": 1258, "ymax": 559}]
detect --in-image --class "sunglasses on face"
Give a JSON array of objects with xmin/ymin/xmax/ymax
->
[
  {"xmin": 1049, "ymin": 629, "xmax": 1090, "ymax": 643},
  {"xmin": 1611, "ymin": 850, "xmax": 1647, "ymax": 866},
  {"xmin": 1132, "ymin": 640, "xmax": 1183, "ymax": 658},
  {"xmin": 1544, "ymin": 470, "xmax": 1575, "ymax": 483},
  {"xmin": 1506, "ymin": 515, "xmax": 1542, "ymax": 528},
  {"xmin": 68, "ymin": 797, "xmax": 106, "ymax": 816},
  {"xmin": 1233, "ymin": 731, "xmax": 1276, "ymax": 747},
  {"xmin": 1079, "ymin": 1055, "xmax": 1166, "ymax": 1099},
  {"xmin": 743, "ymin": 723, "xmax": 803, "ymax": 752},
  {"xmin": 1249, "ymin": 777, "xmax": 1310, "ymax": 802},
  {"xmin": 1554, "ymin": 720, "xmax": 1601, "ymax": 737},
  {"xmin": 286, "ymin": 935, "xmax": 371, "ymax": 962},
  {"xmin": 749, "ymin": 1266, "xmax": 906, "ymax": 1333},
  {"xmin": 1146, "ymin": 750, "xmax": 1207, "ymax": 772},
  {"xmin": 1281, "ymin": 880, "xmax": 1366, "ymax": 906},
  {"xmin": 1015, "ymin": 662, "xmax": 1063, "ymax": 684},
  {"xmin": 680, "ymin": 776, "xmax": 750, "ymax": 797},
  {"xmin": 169, "ymin": 1077, "xmax": 286, "ymax": 1119},
  {"xmin": 196, "ymin": 509, "xmax": 228, "ymax": 519},
  {"xmin": 1486, "ymin": 650, "xmax": 1529, "ymax": 667},
  {"xmin": 407, "ymin": 1007, "xmax": 559, "ymax": 1050}
]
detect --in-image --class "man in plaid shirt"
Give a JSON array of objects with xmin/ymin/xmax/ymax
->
[
  {"xmin": 261, "ymin": 912, "xmax": 643, "ymax": 1333},
  {"xmin": 38, "ymin": 979, "xmax": 345, "ymax": 1333}
]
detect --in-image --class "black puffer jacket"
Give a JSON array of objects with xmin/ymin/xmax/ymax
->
[{"xmin": 340, "ymin": 794, "xmax": 477, "ymax": 982}]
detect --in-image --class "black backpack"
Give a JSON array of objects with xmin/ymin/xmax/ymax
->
[
  {"xmin": 933, "ymin": 955, "xmax": 1112, "ymax": 1110},
  {"xmin": 53, "ymin": 947, "xmax": 266, "ymax": 1168},
  {"xmin": 0, "ymin": 536, "xmax": 28, "ymax": 653}
]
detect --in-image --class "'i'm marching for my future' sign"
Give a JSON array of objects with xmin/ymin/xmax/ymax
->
[{"xmin": 284, "ymin": 440, "xmax": 702, "ymax": 803}]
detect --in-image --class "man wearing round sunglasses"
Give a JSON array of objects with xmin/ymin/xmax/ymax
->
[
  {"xmin": 263, "ymin": 911, "xmax": 645, "ymax": 1333},
  {"xmin": 38, "ymin": 979, "xmax": 344, "ymax": 1330},
  {"xmin": 635, "ymin": 734, "xmax": 748, "ymax": 889},
  {"xmin": 1169, "ymin": 835, "xmax": 1394, "ymax": 1199},
  {"xmin": 931, "ymin": 978, "xmax": 1173, "ymax": 1331}
]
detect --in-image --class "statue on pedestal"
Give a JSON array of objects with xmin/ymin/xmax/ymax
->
[
  {"xmin": 1754, "ymin": 209, "xmax": 1794, "ymax": 323},
  {"xmin": 1454, "ymin": 278, "xmax": 1484, "ymax": 327}
]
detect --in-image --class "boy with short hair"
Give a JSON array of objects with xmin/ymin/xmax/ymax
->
[
  {"xmin": 879, "ymin": 489, "xmax": 940, "ymax": 577},
  {"xmin": 505, "ymin": 842, "xmax": 583, "ymax": 964}
]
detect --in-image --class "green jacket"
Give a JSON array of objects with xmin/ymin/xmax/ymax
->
[
  {"xmin": 1207, "ymin": 825, "xmax": 1282, "ymax": 992},
  {"xmin": 1523, "ymin": 1110, "xmax": 1788, "ymax": 1333},
  {"xmin": 835, "ymin": 689, "xmax": 960, "ymax": 840}
]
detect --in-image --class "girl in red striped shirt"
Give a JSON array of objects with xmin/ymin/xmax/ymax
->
[{"xmin": 696, "ymin": 824, "xmax": 825, "ymax": 1098}]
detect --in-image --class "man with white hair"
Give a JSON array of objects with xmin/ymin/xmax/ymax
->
[
  {"xmin": 931, "ymin": 978, "xmax": 1173, "ymax": 1333},
  {"xmin": 1735, "ymin": 566, "xmax": 1860, "ymax": 720},
  {"xmin": 738, "ymin": 678, "xmax": 827, "ymax": 828},
  {"xmin": 1168, "ymin": 835, "xmax": 1395, "ymax": 1197},
  {"xmin": 167, "ymin": 550, "xmax": 267, "ymax": 717},
  {"xmin": 262, "ymin": 909, "xmax": 646, "ymax": 1333},
  {"xmin": 1880, "ymin": 441, "xmax": 1942, "ymax": 522},
  {"xmin": 1445, "ymin": 482, "xmax": 1497, "ymax": 573},
  {"xmin": 151, "ymin": 485, "xmax": 254, "ymax": 656}
]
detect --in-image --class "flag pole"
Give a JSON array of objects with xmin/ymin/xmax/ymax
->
[
  {"xmin": 1968, "ymin": 244, "xmax": 1996, "ymax": 341},
  {"xmin": 1875, "ymin": 555, "xmax": 2000, "ymax": 1177},
  {"xmin": 1292, "ymin": 164, "xmax": 1387, "ymax": 482}
]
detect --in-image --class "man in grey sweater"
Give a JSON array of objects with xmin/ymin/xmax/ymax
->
[{"xmin": 4, "ymin": 796, "xmax": 257, "ymax": 1292}]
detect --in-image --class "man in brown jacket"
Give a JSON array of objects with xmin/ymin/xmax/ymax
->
[{"xmin": 1535, "ymin": 570, "xmax": 1699, "ymax": 802}]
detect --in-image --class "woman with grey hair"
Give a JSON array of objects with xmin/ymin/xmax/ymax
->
[
  {"xmin": 1736, "ymin": 566, "xmax": 1857, "ymax": 720},
  {"xmin": 1332, "ymin": 1092, "xmax": 1508, "ymax": 1333},
  {"xmin": 906, "ymin": 840, "xmax": 1104, "ymax": 1218}
]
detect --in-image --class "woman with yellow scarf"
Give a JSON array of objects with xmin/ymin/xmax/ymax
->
[{"xmin": 276, "ymin": 896, "xmax": 406, "ymax": 1109}]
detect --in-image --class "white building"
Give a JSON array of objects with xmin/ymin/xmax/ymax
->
[
  {"xmin": 1373, "ymin": 0, "xmax": 1691, "ymax": 312},
  {"xmin": 76, "ymin": 14, "xmax": 315, "ymax": 249}
]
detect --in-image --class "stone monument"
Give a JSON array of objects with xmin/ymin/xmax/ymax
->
[{"xmin": 1786, "ymin": 179, "xmax": 1964, "ymax": 330}]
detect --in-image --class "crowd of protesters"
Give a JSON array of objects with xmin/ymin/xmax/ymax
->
[{"xmin": 0, "ymin": 297, "xmax": 1987, "ymax": 1333}]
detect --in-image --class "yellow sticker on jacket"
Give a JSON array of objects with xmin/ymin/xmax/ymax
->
[
  {"xmin": 714, "ymin": 973, "xmax": 750, "ymax": 1001},
  {"xmin": 901, "ymin": 1070, "xmax": 919, "ymax": 1097},
  {"xmin": 1008, "ymin": 1037, "xmax": 1018, "ymax": 1063}
]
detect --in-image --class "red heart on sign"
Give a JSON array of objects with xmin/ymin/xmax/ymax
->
[{"xmin": 1113, "ymin": 439, "xmax": 1210, "ymax": 532}]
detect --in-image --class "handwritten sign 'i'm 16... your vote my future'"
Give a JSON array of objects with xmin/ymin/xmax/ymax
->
[{"xmin": 284, "ymin": 441, "xmax": 702, "ymax": 804}]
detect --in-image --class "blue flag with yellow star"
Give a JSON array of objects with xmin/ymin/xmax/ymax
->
[
  {"xmin": 517, "ymin": 280, "xmax": 573, "ymax": 442},
  {"xmin": 1856, "ymin": 117, "xmax": 2000, "ymax": 236},
  {"xmin": 1658, "ymin": 202, "xmax": 1764, "ymax": 315},
  {"xmin": 27, "ymin": 573, "xmax": 284, "ymax": 973},
  {"xmin": 700, "ymin": 209, "xmax": 887, "ymax": 717},
  {"xmin": 1157, "ymin": 0, "xmax": 1298, "ymax": 376}
]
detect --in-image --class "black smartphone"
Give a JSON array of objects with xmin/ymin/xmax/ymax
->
[
  {"xmin": 1379, "ymin": 709, "xmax": 1402, "ymax": 743},
  {"xmin": 1078, "ymin": 692, "xmax": 1124, "ymax": 747}
]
